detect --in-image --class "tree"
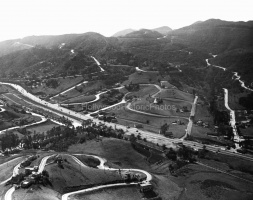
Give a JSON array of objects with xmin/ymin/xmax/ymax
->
[{"xmin": 130, "ymin": 134, "xmax": 136, "ymax": 142}]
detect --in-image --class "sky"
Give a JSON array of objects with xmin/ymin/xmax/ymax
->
[{"xmin": 0, "ymin": 0, "xmax": 252, "ymax": 41}]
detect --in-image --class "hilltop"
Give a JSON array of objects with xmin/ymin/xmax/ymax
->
[{"xmin": 169, "ymin": 18, "xmax": 253, "ymax": 53}]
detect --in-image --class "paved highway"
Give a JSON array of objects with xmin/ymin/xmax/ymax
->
[{"xmin": 1, "ymin": 81, "xmax": 253, "ymax": 162}]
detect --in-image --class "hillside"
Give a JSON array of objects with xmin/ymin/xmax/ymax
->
[
  {"xmin": 112, "ymin": 29, "xmax": 136, "ymax": 37},
  {"xmin": 170, "ymin": 19, "xmax": 253, "ymax": 53},
  {"xmin": 123, "ymin": 29, "xmax": 163, "ymax": 39},
  {"xmin": 210, "ymin": 49, "xmax": 253, "ymax": 87},
  {"xmin": 152, "ymin": 26, "xmax": 172, "ymax": 35},
  {"xmin": 0, "ymin": 39, "xmax": 33, "ymax": 57}
]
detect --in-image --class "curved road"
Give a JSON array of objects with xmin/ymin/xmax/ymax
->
[
  {"xmin": 62, "ymin": 154, "xmax": 152, "ymax": 200},
  {"xmin": 1, "ymin": 82, "xmax": 253, "ymax": 162},
  {"xmin": 4, "ymin": 155, "xmax": 53, "ymax": 200}
]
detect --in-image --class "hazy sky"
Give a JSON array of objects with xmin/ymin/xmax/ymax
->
[{"xmin": 0, "ymin": 0, "xmax": 252, "ymax": 41}]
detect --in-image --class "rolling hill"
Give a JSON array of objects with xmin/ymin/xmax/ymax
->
[
  {"xmin": 152, "ymin": 26, "xmax": 172, "ymax": 35},
  {"xmin": 169, "ymin": 19, "xmax": 253, "ymax": 53},
  {"xmin": 112, "ymin": 29, "xmax": 136, "ymax": 37}
]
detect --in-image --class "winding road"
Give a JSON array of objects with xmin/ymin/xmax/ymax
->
[
  {"xmin": 3, "ymin": 155, "xmax": 53, "ymax": 200},
  {"xmin": 62, "ymin": 154, "xmax": 152, "ymax": 200}
]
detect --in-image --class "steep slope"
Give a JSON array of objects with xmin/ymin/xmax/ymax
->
[
  {"xmin": 0, "ymin": 39, "xmax": 33, "ymax": 57},
  {"xmin": 210, "ymin": 49, "xmax": 253, "ymax": 88},
  {"xmin": 0, "ymin": 47, "xmax": 70, "ymax": 76}
]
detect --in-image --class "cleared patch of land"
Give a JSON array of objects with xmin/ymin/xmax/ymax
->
[
  {"xmin": 53, "ymin": 81, "xmax": 103, "ymax": 102},
  {"xmin": 32, "ymin": 76, "xmax": 84, "ymax": 96},
  {"xmin": 131, "ymin": 98, "xmax": 191, "ymax": 117},
  {"xmin": 125, "ymin": 85, "xmax": 159, "ymax": 98},
  {"xmin": 194, "ymin": 104, "xmax": 213, "ymax": 125},
  {"xmin": 26, "ymin": 120, "xmax": 60, "ymax": 135},
  {"xmin": 158, "ymin": 89, "xmax": 194, "ymax": 102},
  {"xmin": 106, "ymin": 104, "xmax": 187, "ymax": 138},
  {"xmin": 123, "ymin": 71, "xmax": 162, "ymax": 85},
  {"xmin": 61, "ymin": 95, "xmax": 96, "ymax": 104}
]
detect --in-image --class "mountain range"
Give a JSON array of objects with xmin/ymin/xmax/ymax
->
[
  {"xmin": 0, "ymin": 18, "xmax": 252, "ymax": 86},
  {"xmin": 112, "ymin": 26, "xmax": 172, "ymax": 37}
]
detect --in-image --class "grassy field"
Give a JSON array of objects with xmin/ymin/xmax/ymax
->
[
  {"xmin": 31, "ymin": 77, "xmax": 84, "ymax": 96},
  {"xmin": 68, "ymin": 138, "xmax": 151, "ymax": 170},
  {"xmin": 194, "ymin": 104, "xmax": 213, "ymax": 124},
  {"xmin": 105, "ymin": 104, "xmax": 187, "ymax": 138},
  {"xmin": 53, "ymin": 81, "xmax": 103, "ymax": 102},
  {"xmin": 0, "ymin": 84, "xmax": 11, "ymax": 93},
  {"xmin": 170, "ymin": 164, "xmax": 253, "ymax": 200},
  {"xmin": 0, "ymin": 156, "xmax": 30, "ymax": 200},
  {"xmin": 125, "ymin": 85, "xmax": 159, "ymax": 99},
  {"xmin": 191, "ymin": 125, "xmax": 214, "ymax": 138},
  {"xmin": 68, "ymin": 138, "xmax": 182, "ymax": 199},
  {"xmin": 45, "ymin": 154, "xmax": 122, "ymax": 194},
  {"xmin": 0, "ymin": 156, "xmax": 26, "ymax": 183},
  {"xmin": 0, "ymin": 105, "xmax": 41, "ymax": 131},
  {"xmin": 130, "ymin": 98, "xmax": 191, "ymax": 118},
  {"xmin": 158, "ymin": 89, "xmax": 194, "ymax": 102},
  {"xmin": 61, "ymin": 95, "xmax": 96, "ymax": 104},
  {"xmin": 73, "ymin": 185, "xmax": 143, "ymax": 200},
  {"xmin": 123, "ymin": 71, "xmax": 162, "ymax": 85},
  {"xmin": 73, "ymin": 155, "xmax": 100, "ymax": 168},
  {"xmin": 12, "ymin": 186, "xmax": 60, "ymax": 200},
  {"xmin": 26, "ymin": 120, "xmax": 60, "ymax": 135}
]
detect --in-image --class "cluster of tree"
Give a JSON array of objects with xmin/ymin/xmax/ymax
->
[
  {"xmin": 167, "ymin": 145, "xmax": 209, "ymax": 175},
  {"xmin": 239, "ymin": 92, "xmax": 253, "ymax": 110},
  {"xmin": 0, "ymin": 132, "xmax": 20, "ymax": 151},
  {"xmin": 125, "ymin": 82, "xmax": 140, "ymax": 91},
  {"xmin": 45, "ymin": 79, "xmax": 59, "ymax": 88}
]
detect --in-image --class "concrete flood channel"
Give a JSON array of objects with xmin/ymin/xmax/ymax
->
[{"xmin": 2, "ymin": 154, "xmax": 152, "ymax": 200}]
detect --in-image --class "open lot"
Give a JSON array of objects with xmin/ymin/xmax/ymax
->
[
  {"xmin": 32, "ymin": 76, "xmax": 84, "ymax": 96},
  {"xmin": 125, "ymin": 85, "xmax": 159, "ymax": 98},
  {"xmin": 61, "ymin": 95, "xmax": 96, "ymax": 104},
  {"xmin": 105, "ymin": 104, "xmax": 187, "ymax": 138},
  {"xmin": 0, "ymin": 105, "xmax": 41, "ymax": 131},
  {"xmin": 53, "ymin": 81, "xmax": 103, "ymax": 103},
  {"xmin": 26, "ymin": 120, "xmax": 60, "ymax": 135},
  {"xmin": 158, "ymin": 89, "xmax": 194, "ymax": 102},
  {"xmin": 194, "ymin": 104, "xmax": 213, "ymax": 125},
  {"xmin": 130, "ymin": 98, "xmax": 191, "ymax": 118},
  {"xmin": 123, "ymin": 71, "xmax": 162, "ymax": 85}
]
